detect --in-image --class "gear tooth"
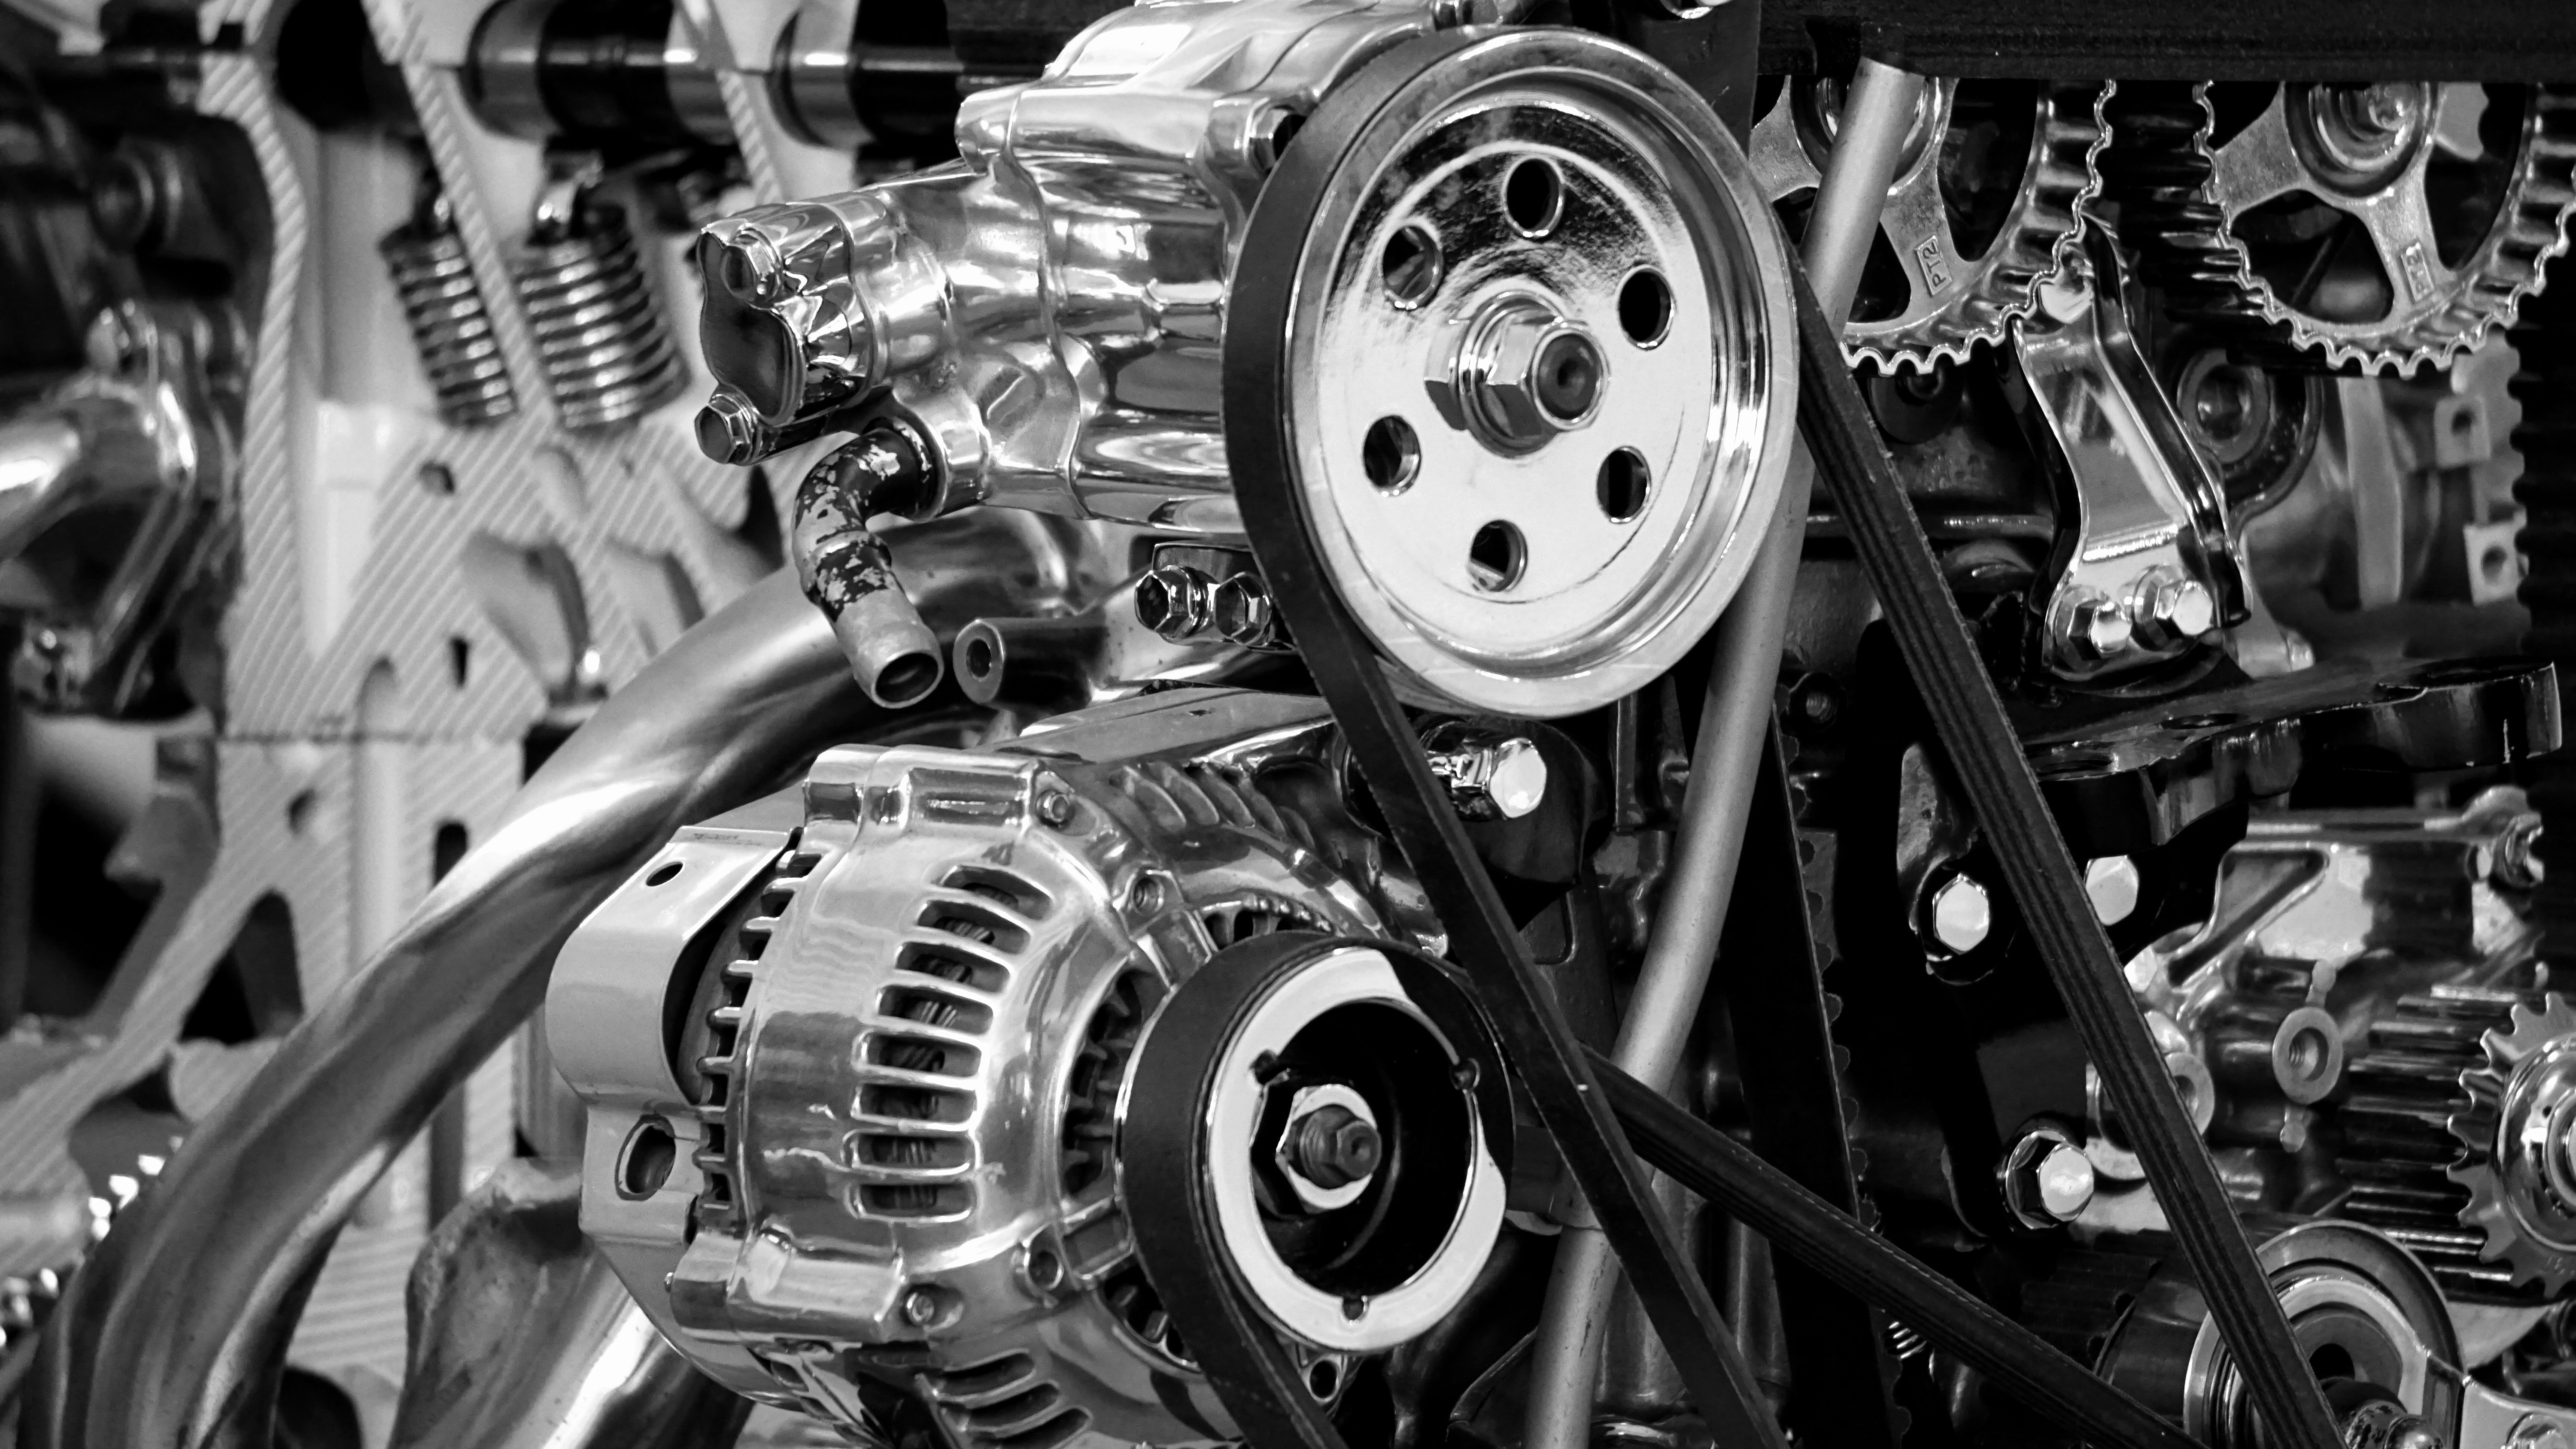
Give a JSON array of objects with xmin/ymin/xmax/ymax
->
[{"xmin": 2342, "ymin": 989, "xmax": 2576, "ymax": 1300}]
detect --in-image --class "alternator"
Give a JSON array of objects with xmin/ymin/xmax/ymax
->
[{"xmin": 548, "ymin": 692, "xmax": 1502, "ymax": 1444}]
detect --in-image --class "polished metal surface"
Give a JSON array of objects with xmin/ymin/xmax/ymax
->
[
  {"xmin": 1522, "ymin": 54, "xmax": 1920, "ymax": 1449},
  {"xmin": 387, "ymin": 1159, "xmax": 748, "ymax": 1449},
  {"xmin": 2101, "ymin": 1222, "xmax": 2462, "ymax": 1448},
  {"xmin": 2078, "ymin": 788, "xmax": 2543, "ymax": 1255},
  {"xmin": 2176, "ymin": 82, "xmax": 2576, "ymax": 373},
  {"xmin": 1282, "ymin": 28, "xmax": 1795, "ymax": 714},
  {"xmin": 29, "ymin": 511, "xmax": 1102, "ymax": 1449},
  {"xmin": 2443, "ymin": 994, "xmax": 2576, "ymax": 1297},
  {"xmin": 554, "ymin": 691, "xmax": 1388, "ymax": 1442},
  {"xmin": 696, "ymin": 3, "xmax": 1794, "ymax": 715},
  {"xmin": 1, "ymin": 302, "xmax": 236, "ymax": 714},
  {"xmin": 1750, "ymin": 77, "xmax": 2106, "ymax": 372},
  {"xmin": 953, "ymin": 571, "xmax": 1264, "ymax": 717},
  {"xmin": 693, "ymin": 0, "xmax": 1445, "ymax": 534},
  {"xmin": 2016, "ymin": 233, "xmax": 2249, "ymax": 682},
  {"xmin": 1180, "ymin": 941, "xmax": 1504, "ymax": 1350}
]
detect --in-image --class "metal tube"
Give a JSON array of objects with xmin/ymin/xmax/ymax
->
[
  {"xmin": 388, "ymin": 1160, "xmax": 749, "ymax": 1449},
  {"xmin": 1522, "ymin": 57, "xmax": 1924, "ymax": 1449},
  {"xmin": 26, "ymin": 512, "xmax": 1093, "ymax": 1449}
]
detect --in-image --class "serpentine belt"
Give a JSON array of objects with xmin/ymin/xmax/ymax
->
[{"xmin": 1162, "ymin": 24, "xmax": 2334, "ymax": 1449}]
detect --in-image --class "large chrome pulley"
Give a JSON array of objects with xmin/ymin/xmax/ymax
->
[{"xmin": 1228, "ymin": 29, "xmax": 1797, "ymax": 718}]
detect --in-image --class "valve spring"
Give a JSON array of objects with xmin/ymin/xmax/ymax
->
[
  {"xmin": 510, "ymin": 201, "xmax": 686, "ymax": 431},
  {"xmin": 379, "ymin": 215, "xmax": 519, "ymax": 427}
]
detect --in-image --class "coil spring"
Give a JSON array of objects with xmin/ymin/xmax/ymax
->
[
  {"xmin": 379, "ymin": 215, "xmax": 519, "ymax": 427},
  {"xmin": 510, "ymin": 202, "xmax": 686, "ymax": 431}
]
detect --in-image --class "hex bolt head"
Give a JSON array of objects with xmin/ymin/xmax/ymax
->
[
  {"xmin": 1213, "ymin": 572, "xmax": 1285, "ymax": 650},
  {"xmin": 1926, "ymin": 873, "xmax": 1991, "ymax": 955},
  {"xmin": 2001, "ymin": 1129, "xmax": 2095, "ymax": 1228},
  {"xmin": 708, "ymin": 228, "xmax": 782, "ymax": 303},
  {"xmin": 1136, "ymin": 564, "xmax": 1213, "ymax": 641},
  {"xmin": 1427, "ymin": 735, "xmax": 1548, "ymax": 820},
  {"xmin": 2084, "ymin": 855, "xmax": 2140, "ymax": 925},
  {"xmin": 2059, "ymin": 590, "xmax": 2133, "ymax": 662},
  {"xmin": 2129, "ymin": 575, "xmax": 2217, "ymax": 652},
  {"xmin": 1035, "ymin": 787, "xmax": 1076, "ymax": 829},
  {"xmin": 695, "ymin": 391, "xmax": 769, "ymax": 465}
]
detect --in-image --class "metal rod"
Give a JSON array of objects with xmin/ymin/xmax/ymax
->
[
  {"xmin": 1522, "ymin": 56, "xmax": 1924, "ymax": 1449},
  {"xmin": 1785, "ymin": 264, "xmax": 2342, "ymax": 1449},
  {"xmin": 25, "ymin": 513, "xmax": 1093, "ymax": 1449},
  {"xmin": 1591, "ymin": 1048, "xmax": 2200, "ymax": 1449}
]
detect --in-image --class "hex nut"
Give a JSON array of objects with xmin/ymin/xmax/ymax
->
[
  {"xmin": 2084, "ymin": 855, "xmax": 2140, "ymax": 925},
  {"xmin": 1927, "ymin": 873, "xmax": 1992, "ymax": 955},
  {"xmin": 2001, "ymin": 1129, "xmax": 2095, "ymax": 1228}
]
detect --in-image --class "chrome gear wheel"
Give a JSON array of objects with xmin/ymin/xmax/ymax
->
[
  {"xmin": 1750, "ymin": 77, "xmax": 2108, "ymax": 374},
  {"xmin": 2108, "ymin": 82, "xmax": 2576, "ymax": 376},
  {"xmin": 2342, "ymin": 989, "xmax": 2576, "ymax": 1299},
  {"xmin": 2454, "ymin": 993, "xmax": 2576, "ymax": 1297}
]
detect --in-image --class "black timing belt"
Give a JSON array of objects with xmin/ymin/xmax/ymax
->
[
  {"xmin": 1786, "ymin": 266, "xmax": 2339, "ymax": 1449},
  {"xmin": 1222, "ymin": 31, "xmax": 1788, "ymax": 1449}
]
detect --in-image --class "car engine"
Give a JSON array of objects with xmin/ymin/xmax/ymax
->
[{"xmin": 10, "ymin": 1, "xmax": 2576, "ymax": 1449}]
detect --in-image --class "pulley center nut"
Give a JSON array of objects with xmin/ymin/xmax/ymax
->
[
  {"xmin": 1271, "ymin": 1082, "xmax": 1386, "ymax": 1213},
  {"xmin": 1435, "ymin": 296, "xmax": 1607, "ymax": 452}
]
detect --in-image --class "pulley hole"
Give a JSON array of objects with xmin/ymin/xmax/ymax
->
[
  {"xmin": 2310, "ymin": 1343, "xmax": 2357, "ymax": 1382},
  {"xmin": 1619, "ymin": 269, "xmax": 1673, "ymax": 347},
  {"xmin": 1503, "ymin": 158, "xmax": 1564, "ymax": 236},
  {"xmin": 1307, "ymin": 1358, "xmax": 1340, "ymax": 1400},
  {"xmin": 1468, "ymin": 521, "xmax": 1525, "ymax": 592},
  {"xmin": 1363, "ymin": 416, "xmax": 1421, "ymax": 492},
  {"xmin": 1597, "ymin": 449, "xmax": 1650, "ymax": 521},
  {"xmin": 618, "ymin": 1117, "xmax": 677, "ymax": 1199},
  {"xmin": 1381, "ymin": 224, "xmax": 1444, "ymax": 308}
]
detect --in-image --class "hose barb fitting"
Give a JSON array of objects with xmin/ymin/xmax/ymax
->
[{"xmin": 794, "ymin": 423, "xmax": 942, "ymax": 708}]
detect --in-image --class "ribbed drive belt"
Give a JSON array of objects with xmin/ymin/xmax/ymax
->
[
  {"xmin": 1784, "ymin": 266, "xmax": 2338, "ymax": 1449},
  {"xmin": 1218, "ymin": 31, "xmax": 1786, "ymax": 1449},
  {"xmin": 1176, "ymin": 29, "xmax": 2324, "ymax": 1449}
]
